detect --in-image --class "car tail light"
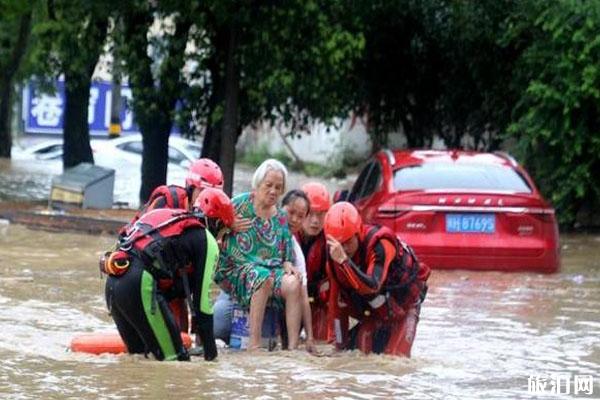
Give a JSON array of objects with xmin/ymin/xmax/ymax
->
[
  {"xmin": 505, "ymin": 207, "xmax": 555, "ymax": 236},
  {"xmin": 529, "ymin": 209, "xmax": 556, "ymax": 223}
]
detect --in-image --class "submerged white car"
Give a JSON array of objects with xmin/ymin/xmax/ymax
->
[
  {"xmin": 14, "ymin": 134, "xmax": 202, "ymax": 168},
  {"xmin": 91, "ymin": 134, "xmax": 202, "ymax": 169},
  {"xmin": 13, "ymin": 134, "xmax": 202, "ymax": 206},
  {"xmin": 12, "ymin": 140, "xmax": 64, "ymax": 161}
]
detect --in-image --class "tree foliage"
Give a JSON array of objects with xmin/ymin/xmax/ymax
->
[
  {"xmin": 115, "ymin": 0, "xmax": 193, "ymax": 202},
  {"xmin": 0, "ymin": 0, "xmax": 34, "ymax": 157},
  {"xmin": 347, "ymin": 0, "xmax": 599, "ymax": 227},
  {"xmin": 507, "ymin": 0, "xmax": 600, "ymax": 226},
  {"xmin": 430, "ymin": 0, "xmax": 522, "ymax": 149},
  {"xmin": 182, "ymin": 0, "xmax": 364, "ymax": 194},
  {"xmin": 348, "ymin": 0, "xmax": 522, "ymax": 150},
  {"xmin": 31, "ymin": 0, "xmax": 110, "ymax": 168},
  {"xmin": 2, "ymin": 0, "xmax": 599, "ymax": 226}
]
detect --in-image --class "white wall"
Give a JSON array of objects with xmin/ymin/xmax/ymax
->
[{"xmin": 238, "ymin": 115, "xmax": 372, "ymax": 164}]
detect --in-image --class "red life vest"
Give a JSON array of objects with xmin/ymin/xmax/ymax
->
[
  {"xmin": 120, "ymin": 185, "xmax": 190, "ymax": 235},
  {"xmin": 298, "ymin": 231, "xmax": 328, "ymax": 298},
  {"xmin": 120, "ymin": 208, "xmax": 203, "ymax": 280},
  {"xmin": 136, "ymin": 184, "xmax": 189, "ymax": 218},
  {"xmin": 147, "ymin": 185, "xmax": 189, "ymax": 210},
  {"xmin": 332, "ymin": 225, "xmax": 428, "ymax": 319},
  {"xmin": 363, "ymin": 225, "xmax": 427, "ymax": 294}
]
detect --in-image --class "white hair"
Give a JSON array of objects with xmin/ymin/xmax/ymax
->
[{"xmin": 252, "ymin": 158, "xmax": 288, "ymax": 191}]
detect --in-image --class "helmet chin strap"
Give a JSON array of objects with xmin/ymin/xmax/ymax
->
[
  {"xmin": 190, "ymin": 210, "xmax": 209, "ymax": 227},
  {"xmin": 345, "ymin": 237, "xmax": 358, "ymax": 259},
  {"xmin": 185, "ymin": 185, "xmax": 195, "ymax": 206},
  {"xmin": 206, "ymin": 217, "xmax": 218, "ymax": 232},
  {"xmin": 191, "ymin": 210, "xmax": 222, "ymax": 235},
  {"xmin": 358, "ymin": 227, "xmax": 366, "ymax": 241}
]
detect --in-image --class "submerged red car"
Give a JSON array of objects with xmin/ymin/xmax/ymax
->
[{"xmin": 339, "ymin": 150, "xmax": 559, "ymax": 273}]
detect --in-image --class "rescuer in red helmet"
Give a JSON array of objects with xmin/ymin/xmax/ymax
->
[
  {"xmin": 323, "ymin": 202, "xmax": 430, "ymax": 356},
  {"xmin": 102, "ymin": 189, "xmax": 234, "ymax": 361},
  {"xmin": 297, "ymin": 182, "xmax": 332, "ymax": 341},
  {"xmin": 116, "ymin": 158, "xmax": 226, "ymax": 333}
]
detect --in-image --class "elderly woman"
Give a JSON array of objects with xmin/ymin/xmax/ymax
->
[{"xmin": 214, "ymin": 159, "xmax": 303, "ymax": 350}]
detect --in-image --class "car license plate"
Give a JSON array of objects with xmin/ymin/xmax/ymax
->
[{"xmin": 446, "ymin": 213, "xmax": 495, "ymax": 234}]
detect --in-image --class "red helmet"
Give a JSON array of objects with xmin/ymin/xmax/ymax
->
[
  {"xmin": 186, "ymin": 158, "xmax": 224, "ymax": 190},
  {"xmin": 193, "ymin": 188, "xmax": 235, "ymax": 227},
  {"xmin": 301, "ymin": 182, "xmax": 331, "ymax": 212},
  {"xmin": 324, "ymin": 202, "xmax": 362, "ymax": 243}
]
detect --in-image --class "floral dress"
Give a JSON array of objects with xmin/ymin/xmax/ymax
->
[{"xmin": 213, "ymin": 192, "xmax": 293, "ymax": 309}]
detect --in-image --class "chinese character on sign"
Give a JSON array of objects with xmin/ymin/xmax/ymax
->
[
  {"xmin": 30, "ymin": 94, "xmax": 63, "ymax": 127},
  {"xmin": 120, "ymin": 88, "xmax": 134, "ymax": 130},
  {"xmin": 24, "ymin": 80, "xmax": 177, "ymax": 135},
  {"xmin": 574, "ymin": 375, "xmax": 594, "ymax": 395},
  {"xmin": 88, "ymin": 87, "xmax": 100, "ymax": 124}
]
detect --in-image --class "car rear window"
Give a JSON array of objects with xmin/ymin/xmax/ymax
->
[
  {"xmin": 183, "ymin": 142, "xmax": 202, "ymax": 157},
  {"xmin": 117, "ymin": 141, "xmax": 143, "ymax": 155},
  {"xmin": 393, "ymin": 163, "xmax": 532, "ymax": 193}
]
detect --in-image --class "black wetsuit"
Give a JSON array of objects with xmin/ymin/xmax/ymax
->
[{"xmin": 105, "ymin": 227, "xmax": 218, "ymax": 361}]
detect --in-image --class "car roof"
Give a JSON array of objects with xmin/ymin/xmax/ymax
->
[
  {"xmin": 380, "ymin": 149, "xmax": 518, "ymax": 169},
  {"xmin": 91, "ymin": 134, "xmax": 200, "ymax": 148},
  {"xmin": 24, "ymin": 139, "xmax": 63, "ymax": 152},
  {"xmin": 101, "ymin": 134, "xmax": 199, "ymax": 146}
]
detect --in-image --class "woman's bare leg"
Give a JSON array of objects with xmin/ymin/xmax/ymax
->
[
  {"xmin": 300, "ymin": 286, "xmax": 317, "ymax": 352},
  {"xmin": 248, "ymin": 277, "xmax": 273, "ymax": 349},
  {"xmin": 281, "ymin": 274, "xmax": 302, "ymax": 349}
]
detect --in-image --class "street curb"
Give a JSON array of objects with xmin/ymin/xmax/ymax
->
[
  {"xmin": 0, "ymin": 209, "xmax": 127, "ymax": 235},
  {"xmin": 0, "ymin": 201, "xmax": 133, "ymax": 235}
]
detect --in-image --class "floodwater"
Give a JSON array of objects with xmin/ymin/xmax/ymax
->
[
  {"xmin": 0, "ymin": 223, "xmax": 598, "ymax": 399},
  {"xmin": 0, "ymin": 157, "xmax": 348, "ymax": 208},
  {"xmin": 0, "ymin": 157, "xmax": 187, "ymax": 207}
]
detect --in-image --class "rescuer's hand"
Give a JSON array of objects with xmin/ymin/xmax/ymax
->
[{"xmin": 326, "ymin": 235, "xmax": 348, "ymax": 264}]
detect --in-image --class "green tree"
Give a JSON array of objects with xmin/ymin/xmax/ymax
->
[
  {"xmin": 187, "ymin": 0, "xmax": 363, "ymax": 194},
  {"xmin": 348, "ymin": 0, "xmax": 438, "ymax": 149},
  {"xmin": 348, "ymin": 0, "xmax": 521, "ymax": 150},
  {"xmin": 0, "ymin": 0, "xmax": 34, "ymax": 158},
  {"xmin": 507, "ymin": 0, "xmax": 600, "ymax": 226},
  {"xmin": 115, "ymin": 0, "xmax": 192, "ymax": 202},
  {"xmin": 431, "ymin": 0, "xmax": 523, "ymax": 149},
  {"xmin": 32, "ymin": 0, "xmax": 110, "ymax": 168}
]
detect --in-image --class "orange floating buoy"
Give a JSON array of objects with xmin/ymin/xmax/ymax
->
[{"xmin": 70, "ymin": 331, "xmax": 193, "ymax": 355}]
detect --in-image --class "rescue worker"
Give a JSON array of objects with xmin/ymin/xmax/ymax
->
[
  {"xmin": 127, "ymin": 158, "xmax": 224, "ymax": 225},
  {"xmin": 103, "ymin": 189, "xmax": 234, "ymax": 361},
  {"xmin": 119, "ymin": 158, "xmax": 224, "ymax": 331},
  {"xmin": 298, "ymin": 182, "xmax": 331, "ymax": 341},
  {"xmin": 323, "ymin": 202, "xmax": 430, "ymax": 356}
]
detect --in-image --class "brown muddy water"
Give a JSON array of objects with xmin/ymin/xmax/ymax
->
[{"xmin": 0, "ymin": 223, "xmax": 598, "ymax": 399}]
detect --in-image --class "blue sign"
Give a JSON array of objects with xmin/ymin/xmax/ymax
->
[{"xmin": 23, "ymin": 80, "xmax": 179, "ymax": 137}]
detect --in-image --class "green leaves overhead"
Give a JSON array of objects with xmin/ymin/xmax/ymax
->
[
  {"xmin": 508, "ymin": 0, "xmax": 600, "ymax": 226},
  {"xmin": 31, "ymin": 1, "xmax": 111, "ymax": 88},
  {"xmin": 0, "ymin": 0, "xmax": 35, "ymax": 157},
  {"xmin": 2, "ymin": 0, "xmax": 599, "ymax": 226},
  {"xmin": 181, "ymin": 0, "xmax": 364, "ymax": 133}
]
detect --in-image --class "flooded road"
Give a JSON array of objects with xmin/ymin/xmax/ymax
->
[
  {"xmin": 0, "ymin": 157, "xmax": 188, "ymax": 207},
  {"xmin": 0, "ymin": 157, "xmax": 347, "ymax": 208},
  {"xmin": 0, "ymin": 223, "xmax": 598, "ymax": 399}
]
